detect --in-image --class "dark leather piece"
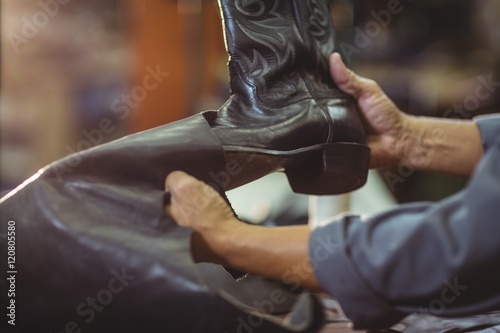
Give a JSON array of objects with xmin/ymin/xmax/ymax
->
[
  {"xmin": 213, "ymin": 0, "xmax": 367, "ymax": 151},
  {"xmin": 210, "ymin": 0, "xmax": 370, "ymax": 195},
  {"xmin": 0, "ymin": 113, "xmax": 324, "ymax": 333},
  {"xmin": 322, "ymin": 300, "xmax": 500, "ymax": 333},
  {"xmin": 395, "ymin": 313, "xmax": 500, "ymax": 333}
]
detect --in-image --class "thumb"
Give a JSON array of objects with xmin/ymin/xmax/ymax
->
[
  {"xmin": 165, "ymin": 171, "xmax": 219, "ymax": 221},
  {"xmin": 329, "ymin": 52, "xmax": 363, "ymax": 98},
  {"xmin": 165, "ymin": 170, "xmax": 213, "ymax": 206},
  {"xmin": 165, "ymin": 170, "xmax": 193, "ymax": 199},
  {"xmin": 164, "ymin": 171, "xmax": 202, "ymax": 226}
]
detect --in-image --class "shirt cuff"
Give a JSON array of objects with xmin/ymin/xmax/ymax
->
[
  {"xmin": 475, "ymin": 114, "xmax": 500, "ymax": 152},
  {"xmin": 309, "ymin": 217, "xmax": 406, "ymax": 329}
]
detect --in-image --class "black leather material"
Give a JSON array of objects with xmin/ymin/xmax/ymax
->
[
  {"xmin": 394, "ymin": 313, "xmax": 500, "ymax": 333},
  {"xmin": 0, "ymin": 113, "xmax": 324, "ymax": 333},
  {"xmin": 211, "ymin": 0, "xmax": 370, "ymax": 195},
  {"xmin": 323, "ymin": 300, "xmax": 500, "ymax": 333},
  {"xmin": 213, "ymin": 0, "xmax": 367, "ymax": 151}
]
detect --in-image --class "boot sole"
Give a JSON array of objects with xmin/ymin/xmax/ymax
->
[{"xmin": 222, "ymin": 142, "xmax": 370, "ymax": 195}]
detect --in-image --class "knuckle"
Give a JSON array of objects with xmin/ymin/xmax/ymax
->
[
  {"xmin": 175, "ymin": 178, "xmax": 198, "ymax": 197},
  {"xmin": 364, "ymin": 78, "xmax": 381, "ymax": 91},
  {"xmin": 346, "ymin": 69, "xmax": 357, "ymax": 84}
]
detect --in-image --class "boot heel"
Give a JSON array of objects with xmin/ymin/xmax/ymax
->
[{"xmin": 285, "ymin": 143, "xmax": 370, "ymax": 195}]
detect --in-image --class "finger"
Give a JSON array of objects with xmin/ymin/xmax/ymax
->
[
  {"xmin": 330, "ymin": 52, "xmax": 374, "ymax": 99},
  {"xmin": 329, "ymin": 53, "xmax": 357, "ymax": 95},
  {"xmin": 165, "ymin": 171, "xmax": 199, "ymax": 226},
  {"xmin": 165, "ymin": 171, "xmax": 218, "ymax": 223},
  {"xmin": 165, "ymin": 171, "xmax": 199, "ymax": 200},
  {"xmin": 165, "ymin": 170, "xmax": 187, "ymax": 191},
  {"xmin": 165, "ymin": 171, "xmax": 202, "ymax": 211}
]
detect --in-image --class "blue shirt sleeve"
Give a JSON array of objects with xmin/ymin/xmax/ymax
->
[
  {"xmin": 476, "ymin": 114, "xmax": 500, "ymax": 152},
  {"xmin": 310, "ymin": 115, "xmax": 500, "ymax": 329}
]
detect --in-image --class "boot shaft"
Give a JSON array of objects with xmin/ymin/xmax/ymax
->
[
  {"xmin": 215, "ymin": 0, "xmax": 367, "ymax": 157},
  {"xmin": 218, "ymin": 0, "xmax": 338, "ymax": 105}
]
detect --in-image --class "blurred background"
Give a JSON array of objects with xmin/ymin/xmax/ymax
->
[{"xmin": 1, "ymin": 0, "xmax": 499, "ymax": 213}]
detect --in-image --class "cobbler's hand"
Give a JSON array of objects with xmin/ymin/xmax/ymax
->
[
  {"xmin": 165, "ymin": 171, "xmax": 239, "ymax": 264},
  {"xmin": 165, "ymin": 171, "xmax": 322, "ymax": 290},
  {"xmin": 329, "ymin": 52, "xmax": 409, "ymax": 169}
]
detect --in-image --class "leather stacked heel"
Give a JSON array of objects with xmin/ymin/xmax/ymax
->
[
  {"xmin": 285, "ymin": 142, "xmax": 370, "ymax": 194},
  {"xmin": 213, "ymin": 0, "xmax": 370, "ymax": 195}
]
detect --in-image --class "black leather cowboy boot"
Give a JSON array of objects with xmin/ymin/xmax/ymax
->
[{"xmin": 212, "ymin": 0, "xmax": 370, "ymax": 194}]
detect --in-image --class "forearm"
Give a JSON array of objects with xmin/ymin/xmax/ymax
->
[
  {"xmin": 398, "ymin": 116, "xmax": 483, "ymax": 177},
  {"xmin": 194, "ymin": 222, "xmax": 322, "ymax": 291}
]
